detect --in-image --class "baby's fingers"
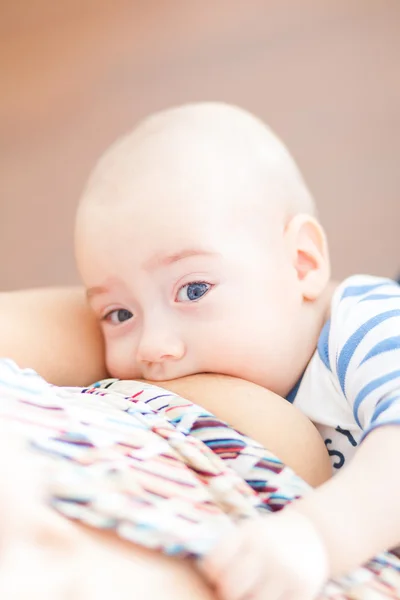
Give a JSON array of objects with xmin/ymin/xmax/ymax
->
[
  {"xmin": 198, "ymin": 524, "xmax": 245, "ymax": 585},
  {"xmin": 214, "ymin": 546, "xmax": 266, "ymax": 600}
]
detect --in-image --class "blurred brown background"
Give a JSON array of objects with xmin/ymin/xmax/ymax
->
[{"xmin": 1, "ymin": 0, "xmax": 399, "ymax": 290}]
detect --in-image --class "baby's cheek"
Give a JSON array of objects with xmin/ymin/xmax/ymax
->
[{"xmin": 105, "ymin": 341, "xmax": 139, "ymax": 380}]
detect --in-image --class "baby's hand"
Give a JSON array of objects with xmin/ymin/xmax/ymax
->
[{"xmin": 200, "ymin": 509, "xmax": 329, "ymax": 600}]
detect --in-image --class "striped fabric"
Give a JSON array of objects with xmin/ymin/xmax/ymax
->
[
  {"xmin": 289, "ymin": 275, "xmax": 400, "ymax": 471},
  {"xmin": 1, "ymin": 359, "xmax": 400, "ymax": 598}
]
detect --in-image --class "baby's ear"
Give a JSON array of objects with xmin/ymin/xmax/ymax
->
[{"xmin": 284, "ymin": 214, "xmax": 330, "ymax": 300}]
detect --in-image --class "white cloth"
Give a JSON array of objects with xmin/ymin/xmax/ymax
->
[{"xmin": 290, "ymin": 275, "xmax": 400, "ymax": 472}]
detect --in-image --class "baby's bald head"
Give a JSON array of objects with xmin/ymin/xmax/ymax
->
[{"xmin": 78, "ymin": 102, "xmax": 315, "ymax": 227}]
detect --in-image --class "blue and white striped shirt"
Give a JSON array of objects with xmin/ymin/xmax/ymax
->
[{"xmin": 290, "ymin": 275, "xmax": 400, "ymax": 472}]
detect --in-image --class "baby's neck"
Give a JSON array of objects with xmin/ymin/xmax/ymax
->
[
  {"xmin": 287, "ymin": 280, "xmax": 337, "ymax": 396},
  {"xmin": 321, "ymin": 279, "xmax": 339, "ymax": 321}
]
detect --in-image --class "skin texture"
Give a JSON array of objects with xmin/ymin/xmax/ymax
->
[
  {"xmin": 73, "ymin": 103, "xmax": 400, "ymax": 599},
  {"xmin": 0, "ymin": 287, "xmax": 106, "ymax": 386},
  {"xmin": 152, "ymin": 374, "xmax": 330, "ymax": 488}
]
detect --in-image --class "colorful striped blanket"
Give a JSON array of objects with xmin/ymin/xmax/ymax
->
[{"xmin": 0, "ymin": 358, "xmax": 399, "ymax": 599}]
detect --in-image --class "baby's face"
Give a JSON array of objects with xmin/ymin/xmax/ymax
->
[
  {"xmin": 76, "ymin": 103, "xmax": 324, "ymax": 396},
  {"xmin": 77, "ymin": 188, "xmax": 305, "ymax": 397}
]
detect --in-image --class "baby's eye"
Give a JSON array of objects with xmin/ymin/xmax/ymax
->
[
  {"xmin": 176, "ymin": 282, "xmax": 211, "ymax": 303},
  {"xmin": 104, "ymin": 308, "xmax": 133, "ymax": 324}
]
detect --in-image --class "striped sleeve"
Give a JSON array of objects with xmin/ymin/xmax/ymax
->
[{"xmin": 328, "ymin": 276, "xmax": 400, "ymax": 440}]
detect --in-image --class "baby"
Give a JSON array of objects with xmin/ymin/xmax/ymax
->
[{"xmin": 75, "ymin": 103, "xmax": 400, "ymax": 600}]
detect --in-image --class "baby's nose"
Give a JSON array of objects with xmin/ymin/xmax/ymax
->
[{"xmin": 136, "ymin": 330, "xmax": 185, "ymax": 365}]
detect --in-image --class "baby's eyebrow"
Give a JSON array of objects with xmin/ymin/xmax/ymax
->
[
  {"xmin": 144, "ymin": 249, "xmax": 219, "ymax": 270},
  {"xmin": 86, "ymin": 285, "xmax": 109, "ymax": 299}
]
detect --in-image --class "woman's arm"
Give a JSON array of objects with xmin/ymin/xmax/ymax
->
[{"xmin": 0, "ymin": 287, "xmax": 107, "ymax": 386}]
